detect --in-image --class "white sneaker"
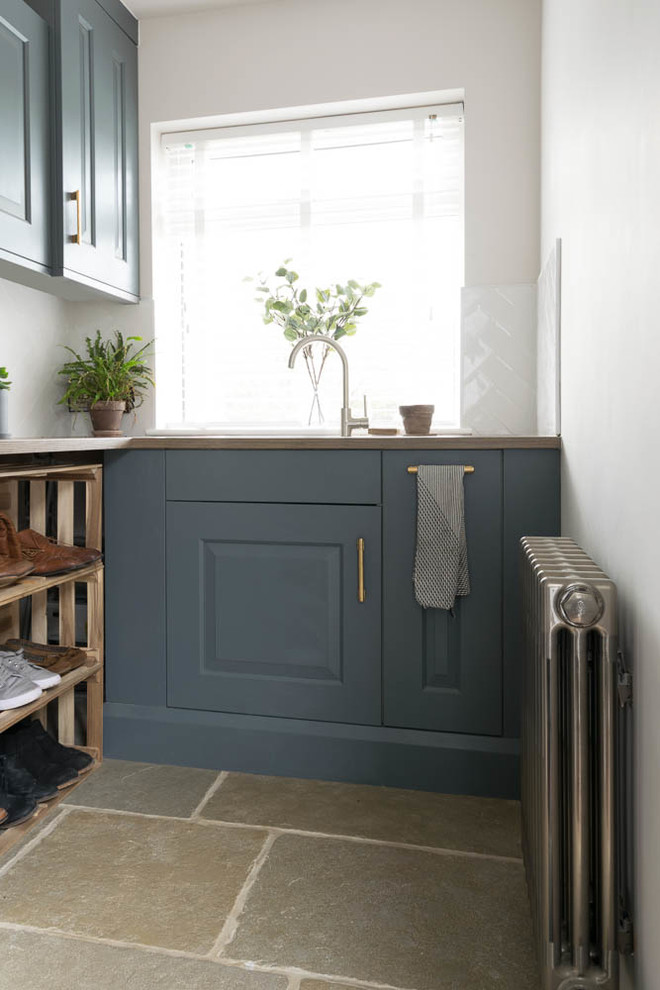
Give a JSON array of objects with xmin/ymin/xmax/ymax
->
[
  {"xmin": 0, "ymin": 665, "xmax": 43, "ymax": 711},
  {"xmin": 0, "ymin": 650, "xmax": 61, "ymax": 690}
]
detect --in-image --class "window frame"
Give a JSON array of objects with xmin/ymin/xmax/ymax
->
[{"xmin": 152, "ymin": 97, "xmax": 465, "ymax": 433}]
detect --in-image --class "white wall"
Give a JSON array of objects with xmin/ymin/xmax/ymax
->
[
  {"xmin": 0, "ymin": 281, "xmax": 73, "ymax": 438},
  {"xmin": 0, "ymin": 283, "xmax": 153, "ymax": 438},
  {"xmin": 0, "ymin": 0, "xmax": 541, "ymax": 438},
  {"xmin": 139, "ymin": 0, "xmax": 541, "ymax": 295},
  {"xmin": 542, "ymin": 2, "xmax": 660, "ymax": 986}
]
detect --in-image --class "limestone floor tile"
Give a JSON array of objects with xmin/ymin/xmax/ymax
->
[
  {"xmin": 0, "ymin": 805, "xmax": 62, "ymax": 871},
  {"xmin": 0, "ymin": 929, "xmax": 288, "ymax": 990},
  {"xmin": 228, "ymin": 834, "xmax": 539, "ymax": 990},
  {"xmin": 300, "ymin": 983, "xmax": 354, "ymax": 990},
  {"xmin": 63, "ymin": 759, "xmax": 220, "ymax": 818},
  {"xmin": 202, "ymin": 773, "xmax": 521, "ymax": 858},
  {"xmin": 0, "ymin": 810, "xmax": 267, "ymax": 953}
]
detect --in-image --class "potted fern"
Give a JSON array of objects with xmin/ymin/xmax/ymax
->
[{"xmin": 58, "ymin": 331, "xmax": 154, "ymax": 436}]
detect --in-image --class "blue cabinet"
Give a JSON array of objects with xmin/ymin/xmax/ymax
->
[
  {"xmin": 383, "ymin": 451, "xmax": 503, "ymax": 735},
  {"xmin": 167, "ymin": 501, "xmax": 381, "ymax": 723},
  {"xmin": 0, "ymin": 0, "xmax": 50, "ymax": 273},
  {"xmin": 0, "ymin": 0, "xmax": 139, "ymax": 301},
  {"xmin": 54, "ymin": 0, "xmax": 139, "ymax": 300},
  {"xmin": 103, "ymin": 446, "xmax": 560, "ymax": 797}
]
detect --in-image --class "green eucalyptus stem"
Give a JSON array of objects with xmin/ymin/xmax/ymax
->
[{"xmin": 246, "ymin": 261, "xmax": 381, "ymax": 425}]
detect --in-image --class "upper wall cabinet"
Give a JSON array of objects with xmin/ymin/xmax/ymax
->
[
  {"xmin": 0, "ymin": 0, "xmax": 139, "ymax": 303},
  {"xmin": 0, "ymin": 0, "xmax": 50, "ymax": 273},
  {"xmin": 55, "ymin": 0, "xmax": 139, "ymax": 300}
]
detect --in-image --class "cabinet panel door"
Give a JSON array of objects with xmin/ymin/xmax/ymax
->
[
  {"xmin": 167, "ymin": 502, "xmax": 381, "ymax": 724},
  {"xmin": 383, "ymin": 450, "xmax": 502, "ymax": 735},
  {"xmin": 0, "ymin": 0, "xmax": 49, "ymax": 268},
  {"xmin": 59, "ymin": 0, "xmax": 138, "ymax": 297}
]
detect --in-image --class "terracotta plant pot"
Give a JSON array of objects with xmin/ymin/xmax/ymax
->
[
  {"xmin": 89, "ymin": 400, "xmax": 126, "ymax": 437},
  {"xmin": 399, "ymin": 404, "xmax": 435, "ymax": 435}
]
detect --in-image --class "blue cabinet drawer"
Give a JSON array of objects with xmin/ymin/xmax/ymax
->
[{"xmin": 166, "ymin": 450, "xmax": 381, "ymax": 504}]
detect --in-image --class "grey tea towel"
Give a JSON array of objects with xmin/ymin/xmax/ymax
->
[{"xmin": 413, "ymin": 465, "xmax": 470, "ymax": 609}]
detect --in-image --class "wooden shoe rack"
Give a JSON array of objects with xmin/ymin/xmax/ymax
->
[{"xmin": 0, "ymin": 462, "xmax": 103, "ymax": 854}]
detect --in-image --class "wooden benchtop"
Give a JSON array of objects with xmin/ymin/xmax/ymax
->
[{"xmin": 0, "ymin": 435, "xmax": 561, "ymax": 456}]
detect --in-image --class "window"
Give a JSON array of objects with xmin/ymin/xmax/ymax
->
[{"xmin": 153, "ymin": 101, "xmax": 464, "ymax": 431}]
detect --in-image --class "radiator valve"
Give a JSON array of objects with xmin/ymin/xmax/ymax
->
[{"xmin": 556, "ymin": 583, "xmax": 605, "ymax": 627}]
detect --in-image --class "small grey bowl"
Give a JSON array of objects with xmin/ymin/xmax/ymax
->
[{"xmin": 399, "ymin": 404, "xmax": 435, "ymax": 435}]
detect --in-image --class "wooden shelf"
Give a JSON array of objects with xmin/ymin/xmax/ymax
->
[
  {"xmin": 0, "ymin": 561, "xmax": 102, "ymax": 610},
  {"xmin": 0, "ymin": 761, "xmax": 100, "ymax": 860},
  {"xmin": 0, "ymin": 462, "xmax": 104, "ymax": 854},
  {"xmin": 0, "ymin": 463, "xmax": 102, "ymax": 483},
  {"xmin": 0, "ymin": 656, "xmax": 101, "ymax": 734}
]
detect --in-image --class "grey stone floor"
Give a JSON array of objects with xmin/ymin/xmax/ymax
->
[{"xmin": 0, "ymin": 760, "xmax": 539, "ymax": 990}]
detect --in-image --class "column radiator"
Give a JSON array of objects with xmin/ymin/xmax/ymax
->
[{"xmin": 521, "ymin": 537, "xmax": 623, "ymax": 990}]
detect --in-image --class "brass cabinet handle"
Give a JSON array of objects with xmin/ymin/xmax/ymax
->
[
  {"xmin": 407, "ymin": 465, "xmax": 475, "ymax": 474},
  {"xmin": 357, "ymin": 537, "xmax": 365, "ymax": 603},
  {"xmin": 70, "ymin": 190, "xmax": 82, "ymax": 244}
]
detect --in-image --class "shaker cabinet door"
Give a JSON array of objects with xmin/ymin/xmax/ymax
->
[
  {"xmin": 0, "ymin": 0, "xmax": 49, "ymax": 270},
  {"xmin": 167, "ymin": 501, "xmax": 382, "ymax": 724},
  {"xmin": 57, "ymin": 0, "xmax": 138, "ymax": 298},
  {"xmin": 382, "ymin": 450, "xmax": 503, "ymax": 736}
]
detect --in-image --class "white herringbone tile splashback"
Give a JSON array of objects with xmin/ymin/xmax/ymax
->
[{"xmin": 461, "ymin": 283, "xmax": 537, "ymax": 436}]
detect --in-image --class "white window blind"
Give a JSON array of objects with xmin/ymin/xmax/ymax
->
[{"xmin": 153, "ymin": 102, "xmax": 464, "ymax": 431}]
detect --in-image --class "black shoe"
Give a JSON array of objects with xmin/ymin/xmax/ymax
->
[
  {"xmin": 0, "ymin": 762, "xmax": 38, "ymax": 830},
  {"xmin": 0, "ymin": 753, "xmax": 57, "ymax": 802},
  {"xmin": 9, "ymin": 720, "xmax": 93, "ymax": 774},
  {"xmin": 0, "ymin": 791, "xmax": 38, "ymax": 829},
  {"xmin": 0, "ymin": 724, "xmax": 78, "ymax": 790}
]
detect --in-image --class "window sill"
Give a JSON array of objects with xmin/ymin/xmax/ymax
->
[{"xmin": 148, "ymin": 425, "xmax": 471, "ymax": 438}]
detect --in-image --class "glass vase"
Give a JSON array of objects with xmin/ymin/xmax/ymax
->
[{"xmin": 301, "ymin": 341, "xmax": 330, "ymax": 426}]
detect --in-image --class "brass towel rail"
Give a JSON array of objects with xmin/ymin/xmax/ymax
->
[{"xmin": 407, "ymin": 465, "xmax": 475, "ymax": 475}]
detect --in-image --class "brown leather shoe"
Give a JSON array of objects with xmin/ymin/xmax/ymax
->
[
  {"xmin": 1, "ymin": 639, "xmax": 87, "ymax": 676},
  {"xmin": 0, "ymin": 513, "xmax": 35, "ymax": 588},
  {"xmin": 17, "ymin": 529, "xmax": 101, "ymax": 576}
]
